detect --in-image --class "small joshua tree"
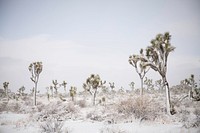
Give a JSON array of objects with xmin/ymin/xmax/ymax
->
[
  {"xmin": 109, "ymin": 82, "xmax": 115, "ymax": 90},
  {"xmin": 144, "ymin": 77, "xmax": 154, "ymax": 91},
  {"xmin": 62, "ymin": 81, "xmax": 67, "ymax": 96},
  {"xmin": 30, "ymin": 87, "xmax": 36, "ymax": 96},
  {"xmin": 28, "ymin": 62, "xmax": 43, "ymax": 106},
  {"xmin": 100, "ymin": 80, "xmax": 106, "ymax": 90},
  {"xmin": 129, "ymin": 81, "xmax": 135, "ymax": 91},
  {"xmin": 52, "ymin": 80, "xmax": 60, "ymax": 97},
  {"xmin": 83, "ymin": 74, "xmax": 102, "ymax": 105},
  {"xmin": 49, "ymin": 86, "xmax": 54, "ymax": 97},
  {"xmin": 46, "ymin": 87, "xmax": 50, "ymax": 101},
  {"xmin": 155, "ymin": 79, "xmax": 164, "ymax": 92},
  {"xmin": 3, "ymin": 82, "xmax": 9, "ymax": 100},
  {"xmin": 69, "ymin": 86, "xmax": 77, "ymax": 101},
  {"xmin": 185, "ymin": 74, "xmax": 200, "ymax": 101},
  {"xmin": 18, "ymin": 86, "xmax": 25, "ymax": 97},
  {"xmin": 129, "ymin": 49, "xmax": 150, "ymax": 96}
]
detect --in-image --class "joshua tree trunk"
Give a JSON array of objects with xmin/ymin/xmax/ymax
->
[
  {"xmin": 162, "ymin": 76, "xmax": 171, "ymax": 115},
  {"xmin": 93, "ymin": 89, "xmax": 97, "ymax": 105},
  {"xmin": 5, "ymin": 88, "xmax": 8, "ymax": 100},
  {"xmin": 140, "ymin": 77, "xmax": 144, "ymax": 96},
  {"xmin": 72, "ymin": 96, "xmax": 74, "ymax": 101},
  {"xmin": 64, "ymin": 88, "xmax": 67, "ymax": 96},
  {"xmin": 34, "ymin": 76, "xmax": 39, "ymax": 106}
]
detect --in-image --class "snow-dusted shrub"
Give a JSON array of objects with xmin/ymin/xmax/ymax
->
[
  {"xmin": 37, "ymin": 101, "xmax": 45, "ymax": 112},
  {"xmin": 193, "ymin": 108, "xmax": 200, "ymax": 127},
  {"xmin": 0, "ymin": 102, "xmax": 7, "ymax": 112},
  {"xmin": 5, "ymin": 101, "xmax": 21, "ymax": 112},
  {"xmin": 77, "ymin": 99, "xmax": 87, "ymax": 108},
  {"xmin": 182, "ymin": 108, "xmax": 200, "ymax": 128},
  {"xmin": 117, "ymin": 96, "xmax": 159, "ymax": 120},
  {"xmin": 40, "ymin": 117, "xmax": 64, "ymax": 133},
  {"xmin": 66, "ymin": 102, "xmax": 78, "ymax": 114},
  {"xmin": 100, "ymin": 126, "xmax": 127, "ymax": 133},
  {"xmin": 86, "ymin": 112, "xmax": 104, "ymax": 121}
]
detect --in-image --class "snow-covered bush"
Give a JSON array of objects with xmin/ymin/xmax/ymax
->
[
  {"xmin": 66, "ymin": 102, "xmax": 78, "ymax": 114},
  {"xmin": 5, "ymin": 101, "xmax": 21, "ymax": 113},
  {"xmin": 40, "ymin": 117, "xmax": 64, "ymax": 133},
  {"xmin": 116, "ymin": 96, "xmax": 160, "ymax": 121},
  {"xmin": 100, "ymin": 126, "xmax": 127, "ymax": 133},
  {"xmin": 0, "ymin": 102, "xmax": 7, "ymax": 112},
  {"xmin": 181, "ymin": 107, "xmax": 200, "ymax": 128},
  {"xmin": 77, "ymin": 99, "xmax": 87, "ymax": 108}
]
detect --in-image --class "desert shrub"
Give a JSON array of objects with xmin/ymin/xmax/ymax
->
[
  {"xmin": 77, "ymin": 99, "xmax": 87, "ymax": 108},
  {"xmin": 37, "ymin": 102, "xmax": 45, "ymax": 112},
  {"xmin": 5, "ymin": 101, "xmax": 21, "ymax": 113},
  {"xmin": 36, "ymin": 101, "xmax": 79, "ymax": 122},
  {"xmin": 66, "ymin": 102, "xmax": 77, "ymax": 114},
  {"xmin": 117, "ymin": 96, "xmax": 160, "ymax": 120},
  {"xmin": 40, "ymin": 117, "xmax": 64, "ymax": 133},
  {"xmin": 99, "ymin": 126, "xmax": 127, "ymax": 133},
  {"xmin": 0, "ymin": 102, "xmax": 7, "ymax": 112},
  {"xmin": 182, "ymin": 108, "xmax": 200, "ymax": 128},
  {"xmin": 192, "ymin": 108, "xmax": 200, "ymax": 127},
  {"xmin": 86, "ymin": 111, "xmax": 104, "ymax": 122}
]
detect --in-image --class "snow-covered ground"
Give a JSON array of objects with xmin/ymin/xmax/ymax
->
[
  {"xmin": 0, "ymin": 113, "xmax": 199, "ymax": 133},
  {"xmin": 0, "ymin": 89, "xmax": 200, "ymax": 133}
]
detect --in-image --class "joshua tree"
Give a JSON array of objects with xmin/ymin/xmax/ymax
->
[
  {"xmin": 155, "ymin": 79, "xmax": 164, "ymax": 92},
  {"xmin": 49, "ymin": 86, "xmax": 54, "ymax": 97},
  {"xmin": 30, "ymin": 88, "xmax": 34, "ymax": 96},
  {"xmin": 3, "ymin": 82, "xmax": 9, "ymax": 100},
  {"xmin": 69, "ymin": 86, "xmax": 77, "ymax": 101},
  {"xmin": 144, "ymin": 77, "xmax": 154, "ymax": 90},
  {"xmin": 138, "ymin": 32, "xmax": 175, "ymax": 115},
  {"xmin": 99, "ymin": 80, "xmax": 106, "ymax": 90},
  {"xmin": 129, "ymin": 49, "xmax": 150, "ymax": 96},
  {"xmin": 83, "ymin": 74, "xmax": 102, "ymax": 105},
  {"xmin": 52, "ymin": 80, "xmax": 60, "ymax": 96},
  {"xmin": 46, "ymin": 87, "xmax": 50, "ymax": 101},
  {"xmin": 185, "ymin": 74, "xmax": 199, "ymax": 100},
  {"xmin": 18, "ymin": 86, "xmax": 25, "ymax": 97},
  {"xmin": 28, "ymin": 62, "xmax": 43, "ymax": 106},
  {"xmin": 129, "ymin": 81, "xmax": 135, "ymax": 91},
  {"xmin": 109, "ymin": 82, "xmax": 115, "ymax": 90},
  {"xmin": 62, "ymin": 81, "xmax": 67, "ymax": 95}
]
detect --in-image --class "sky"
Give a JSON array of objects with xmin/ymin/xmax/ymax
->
[{"xmin": 0, "ymin": 0, "xmax": 200, "ymax": 93}]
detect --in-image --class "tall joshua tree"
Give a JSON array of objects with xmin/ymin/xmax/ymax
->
[
  {"xmin": 139, "ymin": 32, "xmax": 175, "ymax": 115},
  {"xmin": 129, "ymin": 49, "xmax": 150, "ymax": 96},
  {"xmin": 83, "ymin": 74, "xmax": 101, "ymax": 105},
  {"xmin": 28, "ymin": 62, "xmax": 43, "ymax": 106},
  {"xmin": 3, "ymin": 82, "xmax": 9, "ymax": 100}
]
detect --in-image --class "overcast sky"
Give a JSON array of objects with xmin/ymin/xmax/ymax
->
[{"xmin": 0, "ymin": 0, "xmax": 200, "ymax": 93}]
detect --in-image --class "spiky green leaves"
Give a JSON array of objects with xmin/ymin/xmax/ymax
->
[
  {"xmin": 29, "ymin": 62, "xmax": 43, "ymax": 83},
  {"xmin": 29, "ymin": 62, "xmax": 43, "ymax": 76},
  {"xmin": 70, "ymin": 86, "xmax": 77, "ymax": 97},
  {"xmin": 3, "ymin": 82, "xmax": 9, "ymax": 89},
  {"xmin": 86, "ymin": 74, "xmax": 101, "ymax": 89},
  {"xmin": 62, "ymin": 81, "xmax": 67, "ymax": 88}
]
